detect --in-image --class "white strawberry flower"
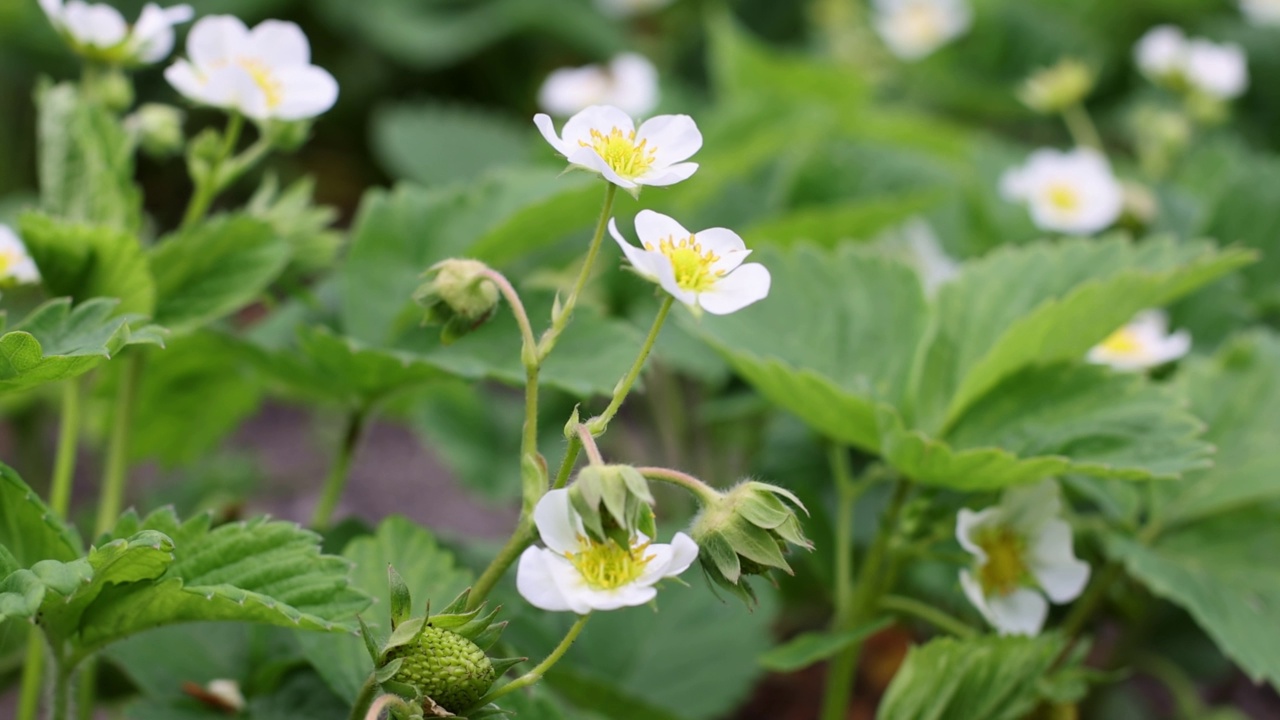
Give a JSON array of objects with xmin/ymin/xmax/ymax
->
[
  {"xmin": 165, "ymin": 15, "xmax": 339, "ymax": 121},
  {"xmin": 538, "ymin": 53, "xmax": 659, "ymax": 118},
  {"xmin": 610, "ymin": 210, "xmax": 771, "ymax": 315},
  {"xmin": 1241, "ymin": 0, "xmax": 1280, "ymax": 25},
  {"xmin": 595, "ymin": 0, "xmax": 675, "ymax": 17},
  {"xmin": 999, "ymin": 147, "xmax": 1123, "ymax": 236},
  {"xmin": 1087, "ymin": 310, "xmax": 1191, "ymax": 372},
  {"xmin": 1135, "ymin": 25, "xmax": 1249, "ymax": 100},
  {"xmin": 957, "ymin": 480, "xmax": 1090, "ymax": 637},
  {"xmin": 872, "ymin": 0, "xmax": 972, "ymax": 61},
  {"xmin": 0, "ymin": 225, "xmax": 40, "ymax": 286},
  {"xmin": 517, "ymin": 489, "xmax": 698, "ymax": 614},
  {"xmin": 534, "ymin": 105, "xmax": 701, "ymax": 193},
  {"xmin": 39, "ymin": 0, "xmax": 193, "ymax": 66}
]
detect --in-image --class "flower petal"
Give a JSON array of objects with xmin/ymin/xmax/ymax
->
[
  {"xmin": 662, "ymin": 532, "xmax": 699, "ymax": 577},
  {"xmin": 164, "ymin": 60, "xmax": 207, "ymax": 104},
  {"xmin": 533, "ymin": 113, "xmax": 568, "ymax": 156},
  {"xmin": 561, "ymin": 104, "xmax": 635, "ymax": 150},
  {"xmin": 608, "ymin": 53, "xmax": 659, "ymax": 116},
  {"xmin": 638, "ymin": 161, "xmax": 699, "ymax": 187},
  {"xmin": 516, "ymin": 548, "xmax": 573, "ymax": 612},
  {"xmin": 633, "ymin": 209, "xmax": 691, "ymax": 248},
  {"xmin": 955, "ymin": 507, "xmax": 999, "ymax": 561},
  {"xmin": 1028, "ymin": 519, "xmax": 1090, "ymax": 603},
  {"xmin": 984, "ymin": 588, "xmax": 1048, "ymax": 637},
  {"xmin": 130, "ymin": 3, "xmax": 192, "ymax": 63},
  {"xmin": 697, "ymin": 263, "xmax": 771, "ymax": 315},
  {"xmin": 247, "ymin": 19, "xmax": 311, "ymax": 67},
  {"xmin": 273, "ymin": 65, "xmax": 339, "ymax": 120},
  {"xmin": 635, "ymin": 114, "xmax": 701, "ymax": 166},
  {"xmin": 187, "ymin": 14, "xmax": 248, "ymax": 67},
  {"xmin": 63, "ymin": 1, "xmax": 128, "ymax": 47},
  {"xmin": 565, "ymin": 146, "xmax": 637, "ymax": 188},
  {"xmin": 532, "ymin": 488, "xmax": 583, "ymax": 556},
  {"xmin": 572, "ymin": 582, "xmax": 658, "ymax": 612}
]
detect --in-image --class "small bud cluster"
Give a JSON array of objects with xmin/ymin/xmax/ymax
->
[
  {"xmin": 1019, "ymin": 58, "xmax": 1094, "ymax": 114},
  {"xmin": 414, "ymin": 259, "xmax": 501, "ymax": 344}
]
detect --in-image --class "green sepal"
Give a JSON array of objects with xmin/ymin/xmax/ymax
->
[
  {"xmin": 487, "ymin": 656, "xmax": 524, "ymax": 677},
  {"xmin": 358, "ymin": 615, "xmax": 380, "ymax": 664},
  {"xmin": 384, "ymin": 616, "xmax": 427, "ymax": 654},
  {"xmin": 389, "ymin": 565, "xmax": 412, "ymax": 630},
  {"xmin": 376, "ymin": 657, "xmax": 405, "ymax": 684},
  {"xmin": 471, "ymin": 621, "xmax": 507, "ymax": 652},
  {"xmin": 380, "ymin": 679, "xmax": 422, "ymax": 702},
  {"xmin": 430, "ymin": 606, "xmax": 483, "ymax": 633},
  {"xmin": 453, "ymin": 605, "xmax": 500, "ymax": 639},
  {"xmin": 465, "ymin": 704, "xmax": 515, "ymax": 720},
  {"xmin": 439, "ymin": 587, "xmax": 472, "ymax": 616},
  {"xmin": 521, "ymin": 452, "xmax": 547, "ymax": 518}
]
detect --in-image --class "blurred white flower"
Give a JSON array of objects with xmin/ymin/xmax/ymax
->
[
  {"xmin": 538, "ymin": 53, "xmax": 659, "ymax": 118},
  {"xmin": 517, "ymin": 488, "xmax": 698, "ymax": 614},
  {"xmin": 165, "ymin": 16, "xmax": 339, "ymax": 121},
  {"xmin": 958, "ymin": 480, "xmax": 1090, "ymax": 637},
  {"xmin": 0, "ymin": 225, "xmax": 40, "ymax": 286},
  {"xmin": 534, "ymin": 105, "xmax": 701, "ymax": 192},
  {"xmin": 1087, "ymin": 310, "xmax": 1191, "ymax": 372},
  {"xmin": 872, "ymin": 0, "xmax": 972, "ymax": 61},
  {"xmin": 595, "ymin": 0, "xmax": 674, "ymax": 17},
  {"xmin": 1000, "ymin": 147, "xmax": 1123, "ymax": 236},
  {"xmin": 610, "ymin": 210, "xmax": 771, "ymax": 315},
  {"xmin": 203, "ymin": 680, "xmax": 245, "ymax": 713},
  {"xmin": 40, "ymin": 0, "xmax": 193, "ymax": 66},
  {"xmin": 902, "ymin": 220, "xmax": 959, "ymax": 297},
  {"xmin": 1135, "ymin": 25, "xmax": 1248, "ymax": 100},
  {"xmin": 1241, "ymin": 0, "xmax": 1280, "ymax": 25}
]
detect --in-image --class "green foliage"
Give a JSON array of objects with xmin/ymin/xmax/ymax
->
[
  {"xmin": 878, "ymin": 634, "xmax": 1067, "ymax": 720},
  {"xmin": 372, "ymin": 102, "xmax": 532, "ymax": 185},
  {"xmin": 744, "ymin": 193, "xmax": 943, "ymax": 248},
  {"xmin": 150, "ymin": 214, "xmax": 290, "ymax": 335},
  {"xmin": 299, "ymin": 516, "xmax": 473, "ymax": 702},
  {"xmin": 246, "ymin": 175, "xmax": 344, "ymax": 279},
  {"xmin": 0, "ymin": 463, "xmax": 81, "ymax": 565},
  {"xmin": 35, "ymin": 80, "xmax": 141, "ymax": 231},
  {"xmin": 758, "ymin": 619, "xmax": 891, "ymax": 673},
  {"xmin": 0, "ymin": 297, "xmax": 162, "ymax": 394},
  {"xmin": 18, "ymin": 212, "xmax": 155, "ymax": 315}
]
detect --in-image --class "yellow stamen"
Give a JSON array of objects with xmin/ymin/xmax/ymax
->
[
  {"xmin": 1045, "ymin": 183, "xmax": 1080, "ymax": 212},
  {"xmin": 236, "ymin": 57, "xmax": 284, "ymax": 109},
  {"xmin": 579, "ymin": 127, "xmax": 657, "ymax": 179},
  {"xmin": 1098, "ymin": 327, "xmax": 1142, "ymax": 356},
  {"xmin": 566, "ymin": 535, "xmax": 655, "ymax": 590},
  {"xmin": 975, "ymin": 526, "xmax": 1028, "ymax": 596},
  {"xmin": 642, "ymin": 235, "xmax": 726, "ymax": 293},
  {"xmin": 0, "ymin": 249, "xmax": 15, "ymax": 278}
]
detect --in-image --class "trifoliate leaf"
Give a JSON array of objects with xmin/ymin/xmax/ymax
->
[{"xmin": 19, "ymin": 212, "xmax": 155, "ymax": 315}]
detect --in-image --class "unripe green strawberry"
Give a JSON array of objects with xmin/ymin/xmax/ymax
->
[{"xmin": 387, "ymin": 625, "xmax": 496, "ymax": 714}]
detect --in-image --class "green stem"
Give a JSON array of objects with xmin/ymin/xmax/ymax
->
[
  {"xmin": 467, "ymin": 522, "xmax": 536, "ymax": 612},
  {"xmin": 879, "ymin": 595, "xmax": 977, "ymax": 639},
  {"xmin": 52, "ymin": 666, "xmax": 72, "ymax": 720},
  {"xmin": 348, "ymin": 675, "xmax": 381, "ymax": 720},
  {"xmin": 829, "ymin": 444, "xmax": 857, "ymax": 631},
  {"xmin": 1136, "ymin": 653, "xmax": 1206, "ymax": 719},
  {"xmin": 16, "ymin": 635, "xmax": 43, "ymax": 720},
  {"xmin": 586, "ymin": 296, "xmax": 674, "ymax": 435},
  {"xmin": 1062, "ymin": 104, "xmax": 1104, "ymax": 152},
  {"xmin": 479, "ymin": 269, "xmax": 540, "ymax": 463},
  {"xmin": 635, "ymin": 466, "xmax": 721, "ymax": 505},
  {"xmin": 310, "ymin": 409, "xmax": 369, "ymax": 530},
  {"xmin": 95, "ymin": 353, "xmax": 143, "ymax": 537},
  {"xmin": 477, "ymin": 614, "xmax": 590, "ymax": 706},
  {"xmin": 537, "ymin": 184, "xmax": 617, "ymax": 360},
  {"xmin": 181, "ymin": 112, "xmax": 244, "ymax": 230},
  {"xmin": 576, "ymin": 425, "xmax": 605, "ymax": 466},
  {"xmin": 49, "ymin": 380, "xmax": 80, "ymax": 516},
  {"xmin": 819, "ymin": 474, "xmax": 909, "ymax": 720},
  {"xmin": 552, "ymin": 438, "xmax": 582, "ymax": 491}
]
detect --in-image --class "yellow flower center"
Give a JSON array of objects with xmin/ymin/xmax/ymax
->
[
  {"xmin": 1045, "ymin": 183, "xmax": 1081, "ymax": 212},
  {"xmin": 1098, "ymin": 327, "xmax": 1142, "ymax": 356},
  {"xmin": 643, "ymin": 235, "xmax": 725, "ymax": 293},
  {"xmin": 0, "ymin": 249, "xmax": 15, "ymax": 279},
  {"xmin": 579, "ymin": 127, "xmax": 656, "ymax": 179},
  {"xmin": 975, "ymin": 526, "xmax": 1028, "ymax": 596},
  {"xmin": 236, "ymin": 57, "xmax": 284, "ymax": 109},
  {"xmin": 566, "ymin": 535, "xmax": 655, "ymax": 590}
]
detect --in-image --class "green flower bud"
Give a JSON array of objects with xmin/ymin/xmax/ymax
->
[
  {"xmin": 414, "ymin": 259, "xmax": 501, "ymax": 345},
  {"xmin": 568, "ymin": 464, "xmax": 656, "ymax": 546},
  {"xmin": 91, "ymin": 68, "xmax": 135, "ymax": 113},
  {"xmin": 690, "ymin": 480, "xmax": 812, "ymax": 606},
  {"xmin": 1019, "ymin": 58, "xmax": 1094, "ymax": 114},
  {"xmin": 263, "ymin": 118, "xmax": 312, "ymax": 153},
  {"xmin": 128, "ymin": 103, "xmax": 185, "ymax": 158}
]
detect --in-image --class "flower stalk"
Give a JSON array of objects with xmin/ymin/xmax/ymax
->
[
  {"xmin": 476, "ymin": 614, "xmax": 591, "ymax": 706},
  {"xmin": 878, "ymin": 594, "xmax": 977, "ymax": 639},
  {"xmin": 181, "ymin": 111, "xmax": 243, "ymax": 230},
  {"xmin": 538, "ymin": 183, "xmax": 617, "ymax": 360},
  {"xmin": 310, "ymin": 408, "xmax": 369, "ymax": 530},
  {"xmin": 636, "ymin": 466, "xmax": 720, "ymax": 505},
  {"xmin": 95, "ymin": 353, "xmax": 143, "ymax": 536},
  {"xmin": 585, "ymin": 296, "xmax": 673, "ymax": 435}
]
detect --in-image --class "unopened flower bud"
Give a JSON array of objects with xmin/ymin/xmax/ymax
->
[
  {"xmin": 413, "ymin": 259, "xmax": 501, "ymax": 344},
  {"xmin": 568, "ymin": 464, "xmax": 656, "ymax": 546},
  {"xmin": 1019, "ymin": 58, "xmax": 1094, "ymax": 114},
  {"xmin": 690, "ymin": 480, "xmax": 812, "ymax": 606},
  {"xmin": 128, "ymin": 103, "xmax": 185, "ymax": 158},
  {"xmin": 263, "ymin": 118, "xmax": 312, "ymax": 152},
  {"xmin": 92, "ymin": 68, "xmax": 135, "ymax": 113},
  {"xmin": 1132, "ymin": 106, "xmax": 1192, "ymax": 178}
]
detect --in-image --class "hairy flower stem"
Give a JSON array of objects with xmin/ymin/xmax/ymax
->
[
  {"xmin": 181, "ymin": 112, "xmax": 243, "ymax": 230},
  {"xmin": 576, "ymin": 425, "xmax": 605, "ymax": 466},
  {"xmin": 95, "ymin": 353, "xmax": 143, "ymax": 537},
  {"xmin": 477, "ymin": 614, "xmax": 591, "ymax": 706},
  {"xmin": 586, "ymin": 296, "xmax": 674, "ymax": 435},
  {"xmin": 51, "ymin": 665, "xmax": 73, "ymax": 720},
  {"xmin": 879, "ymin": 594, "xmax": 977, "ymax": 639},
  {"xmin": 553, "ymin": 438, "xmax": 582, "ymax": 491},
  {"xmin": 538, "ymin": 183, "xmax": 617, "ymax": 360},
  {"xmin": 348, "ymin": 676, "xmax": 381, "ymax": 720},
  {"xmin": 1062, "ymin": 104, "xmax": 1104, "ymax": 153},
  {"xmin": 636, "ymin": 466, "xmax": 721, "ymax": 505},
  {"xmin": 820, "ymin": 473, "xmax": 909, "ymax": 720},
  {"xmin": 479, "ymin": 269, "xmax": 540, "ymax": 464},
  {"xmin": 310, "ymin": 409, "xmax": 369, "ymax": 530}
]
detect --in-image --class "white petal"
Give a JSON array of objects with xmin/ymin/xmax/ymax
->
[
  {"xmin": 697, "ymin": 263, "xmax": 771, "ymax": 315},
  {"xmin": 635, "ymin": 114, "xmax": 701, "ymax": 167},
  {"xmin": 638, "ymin": 161, "xmax": 699, "ymax": 187},
  {"xmin": 608, "ymin": 53, "xmax": 659, "ymax": 116},
  {"xmin": 533, "ymin": 113, "xmax": 569, "ymax": 156},
  {"xmin": 273, "ymin": 65, "xmax": 339, "ymax": 120},
  {"xmin": 1029, "ymin": 519, "xmax": 1090, "ymax": 603},
  {"xmin": 633, "ymin": 209, "xmax": 691, "ymax": 248},
  {"xmin": 247, "ymin": 19, "xmax": 311, "ymax": 67},
  {"xmin": 129, "ymin": 4, "xmax": 189, "ymax": 63},
  {"xmin": 164, "ymin": 60, "xmax": 208, "ymax": 104},
  {"xmin": 63, "ymin": 2, "xmax": 128, "ymax": 47},
  {"xmin": 561, "ymin": 105, "xmax": 636, "ymax": 150},
  {"xmin": 516, "ymin": 548, "xmax": 574, "ymax": 612},
  {"xmin": 538, "ymin": 66, "xmax": 609, "ymax": 117},
  {"xmin": 1002, "ymin": 479, "xmax": 1061, "ymax": 538},
  {"xmin": 610, "ymin": 219, "xmax": 667, "ymax": 283},
  {"xmin": 654, "ymin": 261, "xmax": 698, "ymax": 308},
  {"xmin": 985, "ymin": 588, "xmax": 1049, "ymax": 636},
  {"xmin": 1135, "ymin": 25, "xmax": 1187, "ymax": 77},
  {"xmin": 662, "ymin": 532, "xmax": 699, "ymax": 577},
  {"xmin": 205, "ymin": 65, "xmax": 270, "ymax": 118},
  {"xmin": 959, "ymin": 568, "xmax": 990, "ymax": 619},
  {"xmin": 39, "ymin": 0, "xmax": 63, "ymax": 23},
  {"xmin": 955, "ymin": 507, "xmax": 999, "ymax": 561},
  {"xmin": 565, "ymin": 146, "xmax": 637, "ymax": 188},
  {"xmin": 692, "ymin": 227, "xmax": 747, "ymax": 257},
  {"xmin": 187, "ymin": 15, "xmax": 248, "ymax": 67},
  {"xmin": 532, "ymin": 488, "xmax": 583, "ymax": 556},
  {"xmin": 571, "ymin": 582, "xmax": 657, "ymax": 612}
]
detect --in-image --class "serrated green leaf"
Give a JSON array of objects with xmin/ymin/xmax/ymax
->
[
  {"xmin": 246, "ymin": 174, "xmax": 344, "ymax": 278},
  {"xmin": 36, "ymin": 531, "xmax": 175, "ymax": 637},
  {"xmin": 913, "ymin": 236, "xmax": 1253, "ymax": 434},
  {"xmin": 19, "ymin": 212, "xmax": 155, "ymax": 315},
  {"xmin": 372, "ymin": 102, "xmax": 531, "ymax": 185},
  {"xmin": 1153, "ymin": 332, "xmax": 1280, "ymax": 527},
  {"xmin": 0, "ymin": 570, "xmax": 45, "ymax": 623},
  {"xmin": 1108, "ymin": 508, "xmax": 1280, "ymax": 688},
  {"xmin": 0, "ymin": 463, "xmax": 82, "ymax": 566},
  {"xmin": 878, "ymin": 634, "xmax": 1067, "ymax": 720},
  {"xmin": 35, "ymin": 80, "xmax": 141, "ymax": 231},
  {"xmin": 0, "ymin": 297, "xmax": 162, "ymax": 394},
  {"xmin": 758, "ymin": 619, "xmax": 891, "ymax": 673},
  {"xmin": 298, "ymin": 516, "xmax": 473, "ymax": 702},
  {"xmin": 150, "ymin": 214, "xmax": 290, "ymax": 335}
]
